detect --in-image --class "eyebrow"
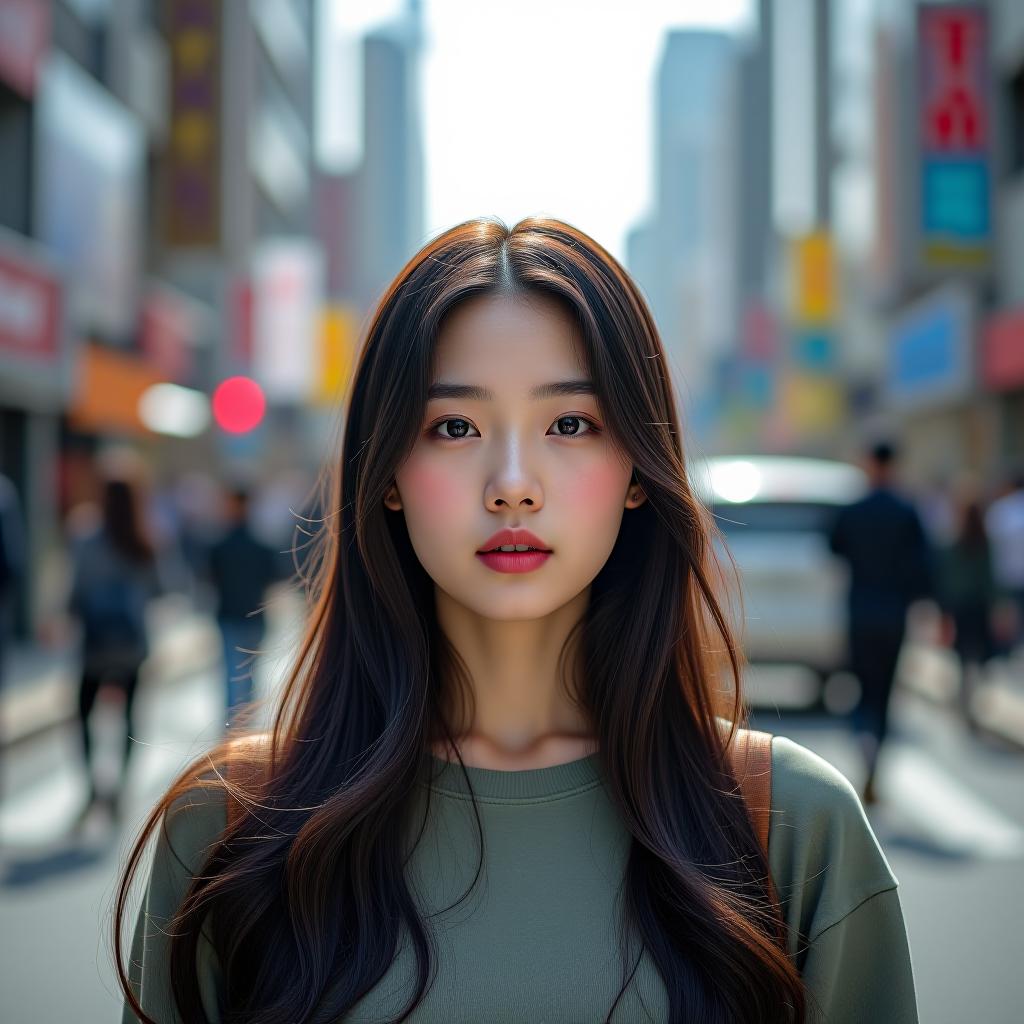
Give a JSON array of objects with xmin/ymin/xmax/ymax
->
[{"xmin": 427, "ymin": 379, "xmax": 596, "ymax": 402}]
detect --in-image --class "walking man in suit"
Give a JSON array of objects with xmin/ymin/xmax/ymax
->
[{"xmin": 829, "ymin": 440, "xmax": 934, "ymax": 805}]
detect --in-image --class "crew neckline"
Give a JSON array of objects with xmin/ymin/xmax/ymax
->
[{"xmin": 426, "ymin": 751, "xmax": 603, "ymax": 801}]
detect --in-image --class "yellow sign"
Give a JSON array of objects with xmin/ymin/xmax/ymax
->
[
  {"xmin": 313, "ymin": 304, "xmax": 358, "ymax": 406},
  {"xmin": 791, "ymin": 232, "xmax": 836, "ymax": 324}
]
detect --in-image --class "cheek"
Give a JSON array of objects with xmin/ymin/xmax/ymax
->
[
  {"xmin": 398, "ymin": 456, "xmax": 468, "ymax": 535},
  {"xmin": 561, "ymin": 462, "xmax": 627, "ymax": 524}
]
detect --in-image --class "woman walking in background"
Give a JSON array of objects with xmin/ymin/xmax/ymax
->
[
  {"xmin": 935, "ymin": 484, "xmax": 1000, "ymax": 735},
  {"xmin": 67, "ymin": 463, "xmax": 162, "ymax": 826}
]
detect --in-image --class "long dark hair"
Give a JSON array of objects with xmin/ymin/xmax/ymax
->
[
  {"xmin": 102, "ymin": 475, "xmax": 155, "ymax": 564},
  {"xmin": 114, "ymin": 216, "xmax": 809, "ymax": 1023}
]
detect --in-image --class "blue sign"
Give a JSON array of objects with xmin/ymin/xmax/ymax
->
[
  {"xmin": 888, "ymin": 285, "xmax": 971, "ymax": 408},
  {"xmin": 922, "ymin": 157, "xmax": 989, "ymax": 240}
]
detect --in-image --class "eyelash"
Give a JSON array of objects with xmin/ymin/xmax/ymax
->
[{"xmin": 427, "ymin": 414, "xmax": 602, "ymax": 443}]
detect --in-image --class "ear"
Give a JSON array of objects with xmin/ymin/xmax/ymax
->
[
  {"xmin": 625, "ymin": 484, "xmax": 646, "ymax": 510},
  {"xmin": 383, "ymin": 482, "xmax": 402, "ymax": 512}
]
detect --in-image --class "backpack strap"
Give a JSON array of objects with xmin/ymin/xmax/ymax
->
[{"xmin": 726, "ymin": 727, "xmax": 774, "ymax": 854}]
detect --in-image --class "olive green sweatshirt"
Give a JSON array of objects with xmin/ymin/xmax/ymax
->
[{"xmin": 121, "ymin": 735, "xmax": 918, "ymax": 1023}]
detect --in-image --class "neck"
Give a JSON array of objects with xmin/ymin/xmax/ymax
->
[{"xmin": 432, "ymin": 585, "xmax": 597, "ymax": 768}]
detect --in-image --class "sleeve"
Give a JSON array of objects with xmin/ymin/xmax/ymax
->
[
  {"xmin": 121, "ymin": 782, "xmax": 228, "ymax": 1024},
  {"xmin": 767, "ymin": 736, "xmax": 920, "ymax": 1024},
  {"xmin": 800, "ymin": 886, "xmax": 919, "ymax": 1024}
]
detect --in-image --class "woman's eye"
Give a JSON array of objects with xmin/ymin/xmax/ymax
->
[
  {"xmin": 429, "ymin": 415, "xmax": 599, "ymax": 442},
  {"xmin": 550, "ymin": 415, "xmax": 597, "ymax": 438},
  {"xmin": 432, "ymin": 417, "xmax": 477, "ymax": 441}
]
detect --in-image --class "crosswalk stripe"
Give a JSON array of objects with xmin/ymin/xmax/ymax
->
[{"xmin": 884, "ymin": 745, "xmax": 1024, "ymax": 860}]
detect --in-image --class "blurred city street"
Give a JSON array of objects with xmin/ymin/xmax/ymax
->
[{"xmin": 2, "ymin": 0, "xmax": 1024, "ymax": 1020}]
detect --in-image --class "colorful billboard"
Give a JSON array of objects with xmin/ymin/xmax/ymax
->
[
  {"xmin": 161, "ymin": 0, "xmax": 222, "ymax": 248},
  {"xmin": 916, "ymin": 4, "xmax": 991, "ymax": 271}
]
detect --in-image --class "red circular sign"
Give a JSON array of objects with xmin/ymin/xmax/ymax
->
[{"xmin": 212, "ymin": 376, "xmax": 265, "ymax": 434}]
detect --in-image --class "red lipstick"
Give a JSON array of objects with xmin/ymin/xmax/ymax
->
[{"xmin": 476, "ymin": 527, "xmax": 553, "ymax": 574}]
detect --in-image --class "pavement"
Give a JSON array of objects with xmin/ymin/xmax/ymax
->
[
  {"xmin": 2, "ymin": 596, "xmax": 1023, "ymax": 752},
  {"xmin": 897, "ymin": 640, "xmax": 1024, "ymax": 750}
]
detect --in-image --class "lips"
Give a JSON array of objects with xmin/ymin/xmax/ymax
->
[{"xmin": 476, "ymin": 527, "xmax": 552, "ymax": 553}]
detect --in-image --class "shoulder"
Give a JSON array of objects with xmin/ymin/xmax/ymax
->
[
  {"xmin": 769, "ymin": 735, "xmax": 871, "ymax": 831},
  {"xmin": 158, "ymin": 734, "xmax": 272, "ymax": 876},
  {"xmin": 767, "ymin": 735, "xmax": 899, "ymax": 945}
]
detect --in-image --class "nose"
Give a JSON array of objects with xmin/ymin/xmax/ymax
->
[{"xmin": 485, "ymin": 439, "xmax": 542, "ymax": 509}]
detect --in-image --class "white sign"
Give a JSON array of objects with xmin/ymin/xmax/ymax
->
[{"xmin": 251, "ymin": 237, "xmax": 325, "ymax": 403}]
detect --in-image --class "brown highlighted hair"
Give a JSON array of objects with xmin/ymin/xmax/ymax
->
[{"xmin": 114, "ymin": 216, "xmax": 808, "ymax": 1023}]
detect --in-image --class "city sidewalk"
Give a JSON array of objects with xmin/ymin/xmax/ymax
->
[
  {"xmin": 0, "ymin": 595, "xmax": 222, "ymax": 751},
  {"xmin": 898, "ymin": 641, "xmax": 1024, "ymax": 751}
]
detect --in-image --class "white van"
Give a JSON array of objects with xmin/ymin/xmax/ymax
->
[{"xmin": 690, "ymin": 455, "xmax": 868, "ymax": 702}]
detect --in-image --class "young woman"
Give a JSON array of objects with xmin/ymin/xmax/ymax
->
[
  {"xmin": 69, "ymin": 465, "xmax": 162, "ymax": 824},
  {"xmin": 116, "ymin": 217, "xmax": 918, "ymax": 1023}
]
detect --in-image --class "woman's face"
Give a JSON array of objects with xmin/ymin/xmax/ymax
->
[{"xmin": 385, "ymin": 292, "xmax": 645, "ymax": 620}]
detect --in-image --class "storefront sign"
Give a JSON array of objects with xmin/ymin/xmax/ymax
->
[
  {"xmin": 0, "ymin": 232, "xmax": 61, "ymax": 363},
  {"xmin": 313, "ymin": 303, "xmax": 358, "ymax": 407},
  {"xmin": 67, "ymin": 343, "xmax": 164, "ymax": 437},
  {"xmin": 0, "ymin": 227, "xmax": 72, "ymax": 411},
  {"xmin": 791, "ymin": 232, "xmax": 836, "ymax": 324},
  {"xmin": 162, "ymin": 0, "xmax": 222, "ymax": 248},
  {"xmin": 982, "ymin": 309, "xmax": 1024, "ymax": 392},
  {"xmin": 251, "ymin": 238, "xmax": 324, "ymax": 404},
  {"xmin": 888, "ymin": 283, "xmax": 973, "ymax": 409},
  {"xmin": 916, "ymin": 4, "xmax": 992, "ymax": 271}
]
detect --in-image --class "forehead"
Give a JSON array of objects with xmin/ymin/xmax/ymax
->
[{"xmin": 432, "ymin": 293, "xmax": 586, "ymax": 375}]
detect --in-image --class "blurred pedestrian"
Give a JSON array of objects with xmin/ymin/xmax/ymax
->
[
  {"xmin": 934, "ymin": 484, "xmax": 1000, "ymax": 734},
  {"xmin": 67, "ymin": 469, "xmax": 163, "ymax": 825},
  {"xmin": 828, "ymin": 440, "xmax": 933, "ymax": 805},
  {"xmin": 984, "ymin": 470, "xmax": 1024, "ymax": 658},
  {"xmin": 0, "ymin": 471, "xmax": 26, "ymax": 682},
  {"xmin": 0, "ymin": 471, "xmax": 27, "ymax": 804},
  {"xmin": 206, "ymin": 485, "xmax": 282, "ymax": 727}
]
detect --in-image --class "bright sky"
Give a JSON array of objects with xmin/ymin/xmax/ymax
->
[{"xmin": 320, "ymin": 0, "xmax": 754, "ymax": 263}]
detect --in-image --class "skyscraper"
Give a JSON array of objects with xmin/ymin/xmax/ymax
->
[{"xmin": 354, "ymin": 0, "xmax": 426, "ymax": 313}]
